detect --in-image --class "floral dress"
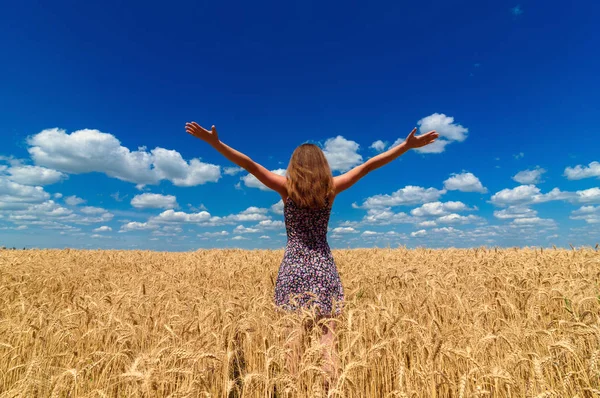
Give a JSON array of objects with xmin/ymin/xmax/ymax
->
[{"xmin": 274, "ymin": 197, "xmax": 344, "ymax": 317}]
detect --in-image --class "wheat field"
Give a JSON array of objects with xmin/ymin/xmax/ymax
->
[{"xmin": 0, "ymin": 247, "xmax": 599, "ymax": 397}]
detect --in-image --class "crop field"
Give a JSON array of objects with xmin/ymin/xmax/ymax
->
[{"xmin": 1, "ymin": 247, "xmax": 599, "ymax": 397}]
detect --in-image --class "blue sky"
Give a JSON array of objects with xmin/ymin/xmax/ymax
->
[{"xmin": 1, "ymin": 1, "xmax": 599, "ymax": 250}]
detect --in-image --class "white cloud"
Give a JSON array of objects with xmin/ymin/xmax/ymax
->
[
  {"xmin": 510, "ymin": 217, "xmax": 556, "ymax": 227},
  {"xmin": 432, "ymin": 227, "xmax": 461, "ymax": 234},
  {"xmin": 331, "ymin": 227, "xmax": 359, "ymax": 234},
  {"xmin": 151, "ymin": 209, "xmax": 211, "ymax": 224},
  {"xmin": 443, "ymin": 172, "xmax": 487, "ymax": 193},
  {"xmin": 570, "ymin": 205, "xmax": 600, "ymax": 224},
  {"xmin": 362, "ymin": 208, "xmax": 415, "ymax": 225},
  {"xmin": 64, "ymin": 195, "xmax": 86, "ymax": 206},
  {"xmin": 27, "ymin": 128, "xmax": 221, "ymax": 188},
  {"xmin": 226, "ymin": 207, "xmax": 269, "ymax": 222},
  {"xmin": 436, "ymin": 214, "xmax": 482, "ymax": 225},
  {"xmin": 8, "ymin": 200, "xmax": 73, "ymax": 221},
  {"xmin": 370, "ymin": 140, "xmax": 387, "ymax": 152},
  {"xmin": 493, "ymin": 206, "xmax": 537, "ymax": 219},
  {"xmin": 512, "ymin": 167, "xmax": 546, "ymax": 184},
  {"xmin": 361, "ymin": 230, "xmax": 380, "ymax": 236},
  {"xmin": 490, "ymin": 185, "xmax": 556, "ymax": 206},
  {"xmin": 6, "ymin": 165, "xmax": 67, "ymax": 186},
  {"xmin": 131, "ymin": 193, "xmax": 178, "ymax": 209},
  {"xmin": 93, "ymin": 226, "xmax": 112, "ymax": 232},
  {"xmin": 259, "ymin": 235, "xmax": 271, "ymax": 239},
  {"xmin": 418, "ymin": 113, "xmax": 468, "ymax": 142},
  {"xmin": 0, "ymin": 177, "xmax": 50, "ymax": 210},
  {"xmin": 564, "ymin": 161, "xmax": 600, "ymax": 180},
  {"xmin": 120, "ymin": 221, "xmax": 158, "ymax": 232},
  {"xmin": 257, "ymin": 219, "xmax": 284, "ymax": 229},
  {"xmin": 242, "ymin": 168, "xmax": 286, "ymax": 191},
  {"xmin": 199, "ymin": 231, "xmax": 229, "ymax": 237},
  {"xmin": 411, "ymin": 229, "xmax": 427, "ymax": 237},
  {"xmin": 322, "ymin": 136, "xmax": 363, "ymax": 172},
  {"xmin": 234, "ymin": 225, "xmax": 260, "ymax": 234},
  {"xmin": 232, "ymin": 236, "xmax": 248, "ymax": 241},
  {"xmin": 390, "ymin": 113, "xmax": 468, "ymax": 154},
  {"xmin": 410, "ymin": 201, "xmax": 472, "ymax": 217},
  {"xmin": 54, "ymin": 193, "xmax": 63, "ymax": 199},
  {"xmin": 357, "ymin": 186, "xmax": 446, "ymax": 209},
  {"xmin": 224, "ymin": 166, "xmax": 244, "ymax": 176},
  {"xmin": 271, "ymin": 200, "xmax": 284, "ymax": 215},
  {"xmin": 491, "ymin": 185, "xmax": 600, "ymax": 206},
  {"xmin": 513, "ymin": 152, "xmax": 525, "ymax": 160},
  {"xmin": 418, "ymin": 220, "xmax": 437, "ymax": 227},
  {"xmin": 576, "ymin": 187, "xmax": 600, "ymax": 204},
  {"xmin": 2, "ymin": 199, "xmax": 113, "ymax": 227}
]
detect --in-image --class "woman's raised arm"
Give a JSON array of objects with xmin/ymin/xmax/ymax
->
[
  {"xmin": 185, "ymin": 122, "xmax": 286, "ymax": 195},
  {"xmin": 333, "ymin": 128, "xmax": 438, "ymax": 194}
]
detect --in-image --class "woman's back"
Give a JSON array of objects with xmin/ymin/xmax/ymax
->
[
  {"xmin": 275, "ymin": 196, "xmax": 343, "ymax": 316},
  {"xmin": 283, "ymin": 197, "xmax": 331, "ymax": 250}
]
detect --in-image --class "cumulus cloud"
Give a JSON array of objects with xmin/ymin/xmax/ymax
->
[
  {"xmin": 512, "ymin": 167, "xmax": 546, "ymax": 184},
  {"xmin": 411, "ymin": 229, "xmax": 427, "ymax": 237},
  {"xmin": 322, "ymin": 136, "xmax": 363, "ymax": 172},
  {"xmin": 224, "ymin": 167, "xmax": 244, "ymax": 176},
  {"xmin": 361, "ymin": 230, "xmax": 380, "ymax": 236},
  {"xmin": 257, "ymin": 219, "xmax": 284, "ymax": 229},
  {"xmin": 490, "ymin": 185, "xmax": 600, "ymax": 206},
  {"xmin": 271, "ymin": 200, "xmax": 284, "ymax": 215},
  {"xmin": 331, "ymin": 227, "xmax": 359, "ymax": 234},
  {"xmin": 234, "ymin": 225, "xmax": 260, "ymax": 234},
  {"xmin": 576, "ymin": 187, "xmax": 600, "ymax": 204},
  {"xmin": 510, "ymin": 217, "xmax": 556, "ymax": 227},
  {"xmin": 436, "ymin": 214, "xmax": 482, "ymax": 225},
  {"xmin": 27, "ymin": 128, "xmax": 221, "ymax": 188},
  {"xmin": 226, "ymin": 207, "xmax": 269, "ymax": 222},
  {"xmin": 360, "ymin": 208, "xmax": 415, "ymax": 225},
  {"xmin": 493, "ymin": 206, "xmax": 537, "ymax": 219},
  {"xmin": 564, "ymin": 161, "xmax": 600, "ymax": 180},
  {"xmin": 6, "ymin": 165, "xmax": 67, "ymax": 186},
  {"xmin": 242, "ymin": 169, "xmax": 286, "ymax": 191},
  {"xmin": 93, "ymin": 226, "xmax": 112, "ymax": 232},
  {"xmin": 64, "ymin": 195, "xmax": 86, "ymax": 206},
  {"xmin": 443, "ymin": 172, "xmax": 487, "ymax": 193},
  {"xmin": 0, "ymin": 176, "xmax": 51, "ymax": 210},
  {"xmin": 80, "ymin": 206, "xmax": 107, "ymax": 215},
  {"xmin": 199, "ymin": 231, "xmax": 229, "ymax": 237},
  {"xmin": 120, "ymin": 221, "xmax": 159, "ymax": 232},
  {"xmin": 370, "ymin": 140, "xmax": 387, "ymax": 152},
  {"xmin": 131, "ymin": 193, "xmax": 178, "ymax": 209},
  {"xmin": 151, "ymin": 209, "xmax": 212, "ymax": 224},
  {"xmin": 390, "ymin": 113, "xmax": 468, "ymax": 154},
  {"xmin": 356, "ymin": 186, "xmax": 446, "ymax": 209},
  {"xmin": 570, "ymin": 205, "xmax": 600, "ymax": 224},
  {"xmin": 410, "ymin": 201, "xmax": 472, "ymax": 217}
]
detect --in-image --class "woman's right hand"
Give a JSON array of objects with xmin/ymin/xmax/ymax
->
[
  {"xmin": 185, "ymin": 122, "xmax": 220, "ymax": 146},
  {"xmin": 404, "ymin": 128, "xmax": 439, "ymax": 149}
]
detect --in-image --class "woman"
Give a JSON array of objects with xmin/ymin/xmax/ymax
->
[{"xmin": 185, "ymin": 122, "xmax": 438, "ymax": 387}]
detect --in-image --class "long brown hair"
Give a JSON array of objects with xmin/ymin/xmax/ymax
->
[{"xmin": 285, "ymin": 143, "xmax": 335, "ymax": 209}]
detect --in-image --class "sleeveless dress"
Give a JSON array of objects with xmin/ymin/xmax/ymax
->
[{"xmin": 274, "ymin": 197, "xmax": 344, "ymax": 317}]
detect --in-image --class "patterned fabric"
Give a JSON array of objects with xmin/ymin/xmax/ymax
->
[{"xmin": 274, "ymin": 197, "xmax": 344, "ymax": 317}]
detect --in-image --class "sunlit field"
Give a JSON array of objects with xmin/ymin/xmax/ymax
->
[{"xmin": 1, "ymin": 247, "xmax": 599, "ymax": 397}]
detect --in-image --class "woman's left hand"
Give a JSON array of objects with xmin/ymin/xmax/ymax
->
[{"xmin": 185, "ymin": 122, "xmax": 220, "ymax": 145}]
